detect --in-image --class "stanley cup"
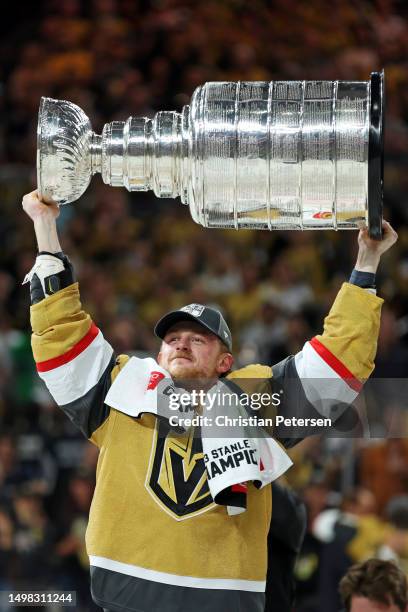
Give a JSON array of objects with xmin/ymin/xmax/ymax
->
[{"xmin": 37, "ymin": 72, "xmax": 384, "ymax": 238}]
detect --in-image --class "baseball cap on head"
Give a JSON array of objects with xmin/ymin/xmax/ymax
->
[{"xmin": 154, "ymin": 303, "xmax": 232, "ymax": 351}]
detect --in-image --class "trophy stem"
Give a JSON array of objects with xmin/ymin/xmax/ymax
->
[
  {"xmin": 150, "ymin": 111, "xmax": 183, "ymax": 199},
  {"xmin": 90, "ymin": 133, "xmax": 102, "ymax": 175},
  {"xmin": 99, "ymin": 111, "xmax": 185, "ymax": 199}
]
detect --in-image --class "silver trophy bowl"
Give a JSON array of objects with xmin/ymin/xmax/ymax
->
[
  {"xmin": 37, "ymin": 97, "xmax": 94, "ymax": 205},
  {"xmin": 37, "ymin": 72, "xmax": 384, "ymax": 237}
]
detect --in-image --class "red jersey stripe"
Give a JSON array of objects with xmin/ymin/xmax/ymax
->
[
  {"xmin": 36, "ymin": 322, "xmax": 99, "ymax": 372},
  {"xmin": 309, "ymin": 337, "xmax": 362, "ymax": 392}
]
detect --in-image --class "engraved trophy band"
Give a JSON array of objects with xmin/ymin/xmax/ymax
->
[{"xmin": 37, "ymin": 71, "xmax": 384, "ymax": 237}]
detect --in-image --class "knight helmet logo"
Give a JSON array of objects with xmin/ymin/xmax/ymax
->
[{"xmin": 146, "ymin": 420, "xmax": 213, "ymax": 520}]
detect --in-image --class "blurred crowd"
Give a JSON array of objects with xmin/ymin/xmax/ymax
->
[{"xmin": 1, "ymin": 0, "xmax": 408, "ymax": 610}]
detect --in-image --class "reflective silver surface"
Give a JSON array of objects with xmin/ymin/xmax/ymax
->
[{"xmin": 37, "ymin": 78, "xmax": 374, "ymax": 230}]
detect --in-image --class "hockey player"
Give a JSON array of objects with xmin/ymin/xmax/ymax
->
[{"xmin": 23, "ymin": 190, "xmax": 397, "ymax": 612}]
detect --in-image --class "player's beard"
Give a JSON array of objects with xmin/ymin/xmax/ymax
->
[
  {"xmin": 167, "ymin": 360, "xmax": 202, "ymax": 380},
  {"xmin": 167, "ymin": 359, "xmax": 216, "ymax": 392}
]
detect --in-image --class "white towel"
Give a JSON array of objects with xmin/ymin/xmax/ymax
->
[{"xmin": 105, "ymin": 356, "xmax": 292, "ymax": 515}]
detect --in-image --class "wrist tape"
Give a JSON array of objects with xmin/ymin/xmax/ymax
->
[{"xmin": 23, "ymin": 252, "xmax": 75, "ymax": 304}]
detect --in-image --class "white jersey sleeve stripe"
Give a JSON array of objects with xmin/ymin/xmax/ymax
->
[
  {"xmin": 294, "ymin": 340, "xmax": 359, "ymax": 417},
  {"xmin": 38, "ymin": 329, "xmax": 114, "ymax": 406}
]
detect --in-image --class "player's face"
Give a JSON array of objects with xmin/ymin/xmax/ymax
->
[
  {"xmin": 350, "ymin": 596, "xmax": 404, "ymax": 612},
  {"xmin": 157, "ymin": 321, "xmax": 233, "ymax": 380}
]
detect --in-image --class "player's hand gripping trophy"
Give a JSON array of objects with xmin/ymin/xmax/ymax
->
[{"xmin": 37, "ymin": 72, "xmax": 384, "ymax": 238}]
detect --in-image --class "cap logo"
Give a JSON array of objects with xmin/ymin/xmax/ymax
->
[
  {"xmin": 223, "ymin": 331, "xmax": 229, "ymax": 339},
  {"xmin": 180, "ymin": 304, "xmax": 205, "ymax": 318}
]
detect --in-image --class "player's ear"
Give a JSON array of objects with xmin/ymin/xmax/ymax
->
[{"xmin": 217, "ymin": 352, "xmax": 234, "ymax": 375}]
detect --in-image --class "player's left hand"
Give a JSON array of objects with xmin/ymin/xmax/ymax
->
[{"xmin": 355, "ymin": 220, "xmax": 398, "ymax": 273}]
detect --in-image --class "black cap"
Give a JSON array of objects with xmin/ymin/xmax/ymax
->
[{"xmin": 154, "ymin": 303, "xmax": 232, "ymax": 351}]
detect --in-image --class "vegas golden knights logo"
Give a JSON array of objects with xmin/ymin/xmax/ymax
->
[{"xmin": 146, "ymin": 420, "xmax": 213, "ymax": 520}]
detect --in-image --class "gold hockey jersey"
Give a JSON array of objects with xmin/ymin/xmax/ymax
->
[{"xmin": 30, "ymin": 282, "xmax": 383, "ymax": 612}]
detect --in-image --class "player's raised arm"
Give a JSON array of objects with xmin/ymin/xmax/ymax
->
[
  {"xmin": 301, "ymin": 220, "xmax": 397, "ymax": 379},
  {"xmin": 22, "ymin": 191, "xmax": 124, "ymax": 445},
  {"xmin": 272, "ymin": 221, "xmax": 397, "ymax": 446}
]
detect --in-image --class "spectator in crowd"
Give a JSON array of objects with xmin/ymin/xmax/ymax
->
[
  {"xmin": 316, "ymin": 492, "xmax": 408, "ymax": 611},
  {"xmin": 360, "ymin": 440, "xmax": 408, "ymax": 514},
  {"xmin": 12, "ymin": 492, "xmax": 56, "ymax": 587},
  {"xmin": 339, "ymin": 559, "xmax": 408, "ymax": 612},
  {"xmin": 0, "ymin": 507, "xmax": 17, "ymax": 591},
  {"xmin": 265, "ymin": 482, "xmax": 307, "ymax": 612}
]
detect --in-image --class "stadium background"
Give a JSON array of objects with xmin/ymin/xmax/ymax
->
[{"xmin": 0, "ymin": 0, "xmax": 408, "ymax": 610}]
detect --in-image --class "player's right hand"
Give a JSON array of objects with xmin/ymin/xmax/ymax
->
[{"xmin": 22, "ymin": 190, "xmax": 60, "ymax": 222}]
